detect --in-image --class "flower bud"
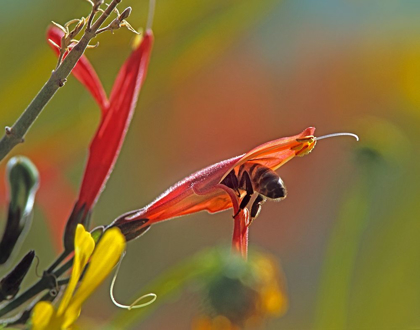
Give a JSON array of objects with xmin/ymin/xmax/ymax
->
[
  {"xmin": 68, "ymin": 18, "xmax": 86, "ymax": 39},
  {"xmin": 92, "ymin": 0, "xmax": 104, "ymax": 10},
  {"xmin": 90, "ymin": 225, "xmax": 104, "ymax": 243},
  {"xmin": 63, "ymin": 202, "xmax": 89, "ymax": 252},
  {"xmin": 118, "ymin": 7, "xmax": 132, "ymax": 21},
  {"xmin": 0, "ymin": 250, "xmax": 35, "ymax": 301},
  {"xmin": 0, "ymin": 157, "xmax": 39, "ymax": 265}
]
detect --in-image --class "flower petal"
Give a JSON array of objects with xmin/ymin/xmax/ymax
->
[
  {"xmin": 232, "ymin": 209, "xmax": 249, "ymax": 258},
  {"xmin": 57, "ymin": 224, "xmax": 95, "ymax": 316},
  {"xmin": 220, "ymin": 127, "xmax": 316, "ymax": 182},
  {"xmin": 63, "ymin": 227, "xmax": 125, "ymax": 327},
  {"xmin": 110, "ymin": 155, "xmax": 241, "ymax": 240},
  {"xmin": 108, "ymin": 32, "xmax": 153, "ymax": 104},
  {"xmin": 31, "ymin": 301, "xmax": 55, "ymax": 330},
  {"xmin": 76, "ymin": 30, "xmax": 154, "ymax": 213},
  {"xmin": 47, "ymin": 26, "xmax": 109, "ymax": 113},
  {"xmin": 134, "ymin": 155, "xmax": 242, "ymax": 221}
]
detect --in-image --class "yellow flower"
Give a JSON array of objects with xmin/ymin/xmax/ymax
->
[
  {"xmin": 31, "ymin": 225, "xmax": 125, "ymax": 330},
  {"xmin": 193, "ymin": 251, "xmax": 288, "ymax": 329}
]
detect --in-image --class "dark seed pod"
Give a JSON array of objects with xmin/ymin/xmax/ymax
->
[{"xmin": 0, "ymin": 250, "xmax": 35, "ymax": 302}]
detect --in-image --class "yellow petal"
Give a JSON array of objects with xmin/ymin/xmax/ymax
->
[
  {"xmin": 57, "ymin": 224, "xmax": 95, "ymax": 316},
  {"xmin": 63, "ymin": 227, "xmax": 125, "ymax": 327},
  {"xmin": 32, "ymin": 301, "xmax": 55, "ymax": 330}
]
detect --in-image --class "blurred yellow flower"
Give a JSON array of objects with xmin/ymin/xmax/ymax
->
[
  {"xmin": 193, "ymin": 251, "xmax": 288, "ymax": 329},
  {"xmin": 401, "ymin": 45, "xmax": 420, "ymax": 110},
  {"xmin": 194, "ymin": 315, "xmax": 239, "ymax": 330},
  {"xmin": 31, "ymin": 225, "xmax": 125, "ymax": 330}
]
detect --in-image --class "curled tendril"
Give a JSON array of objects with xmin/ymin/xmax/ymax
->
[
  {"xmin": 33, "ymin": 255, "xmax": 42, "ymax": 278},
  {"xmin": 109, "ymin": 252, "xmax": 157, "ymax": 310}
]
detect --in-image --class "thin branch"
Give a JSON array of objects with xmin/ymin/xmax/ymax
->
[
  {"xmin": 0, "ymin": 0, "xmax": 122, "ymax": 162},
  {"xmin": 46, "ymin": 250, "xmax": 70, "ymax": 273},
  {"xmin": 0, "ymin": 256, "xmax": 73, "ymax": 318}
]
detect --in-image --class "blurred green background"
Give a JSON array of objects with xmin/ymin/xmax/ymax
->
[{"xmin": 1, "ymin": 0, "xmax": 420, "ymax": 329}]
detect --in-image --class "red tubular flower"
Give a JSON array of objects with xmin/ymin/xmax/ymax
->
[
  {"xmin": 47, "ymin": 27, "xmax": 109, "ymax": 112},
  {"xmin": 232, "ymin": 208, "xmax": 249, "ymax": 259},
  {"xmin": 47, "ymin": 27, "xmax": 154, "ymax": 250},
  {"xmin": 75, "ymin": 33, "xmax": 153, "ymax": 212},
  {"xmin": 110, "ymin": 127, "xmax": 317, "ymax": 257}
]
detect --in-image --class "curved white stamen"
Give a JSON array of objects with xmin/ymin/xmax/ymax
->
[
  {"xmin": 110, "ymin": 252, "xmax": 157, "ymax": 310},
  {"xmin": 316, "ymin": 132, "xmax": 359, "ymax": 142},
  {"xmin": 146, "ymin": 0, "xmax": 156, "ymax": 31}
]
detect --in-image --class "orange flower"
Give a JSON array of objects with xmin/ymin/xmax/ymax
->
[{"xmin": 110, "ymin": 127, "xmax": 318, "ymax": 256}]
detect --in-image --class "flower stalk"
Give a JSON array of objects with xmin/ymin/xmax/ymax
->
[
  {"xmin": 0, "ymin": 255, "xmax": 73, "ymax": 319},
  {"xmin": 0, "ymin": 0, "xmax": 127, "ymax": 162}
]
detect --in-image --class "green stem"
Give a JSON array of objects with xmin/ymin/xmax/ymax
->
[
  {"xmin": 1, "ymin": 291, "xmax": 54, "ymax": 327},
  {"xmin": 46, "ymin": 250, "xmax": 69, "ymax": 273},
  {"xmin": 0, "ymin": 0, "xmax": 122, "ymax": 162},
  {"xmin": 0, "ymin": 278, "xmax": 48, "ymax": 318},
  {"xmin": 0, "ymin": 256, "xmax": 73, "ymax": 318}
]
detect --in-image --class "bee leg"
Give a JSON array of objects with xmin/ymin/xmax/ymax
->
[
  {"xmin": 233, "ymin": 171, "xmax": 253, "ymax": 218},
  {"xmin": 221, "ymin": 170, "xmax": 241, "ymax": 197},
  {"xmin": 248, "ymin": 194, "xmax": 266, "ymax": 226}
]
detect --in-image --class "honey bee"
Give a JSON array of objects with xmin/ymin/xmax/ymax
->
[{"xmin": 221, "ymin": 162, "xmax": 287, "ymax": 223}]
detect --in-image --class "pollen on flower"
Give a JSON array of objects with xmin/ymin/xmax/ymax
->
[
  {"xmin": 293, "ymin": 137, "xmax": 316, "ymax": 157},
  {"xmin": 132, "ymin": 32, "xmax": 144, "ymax": 49}
]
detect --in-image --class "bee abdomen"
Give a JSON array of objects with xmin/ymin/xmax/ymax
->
[{"xmin": 254, "ymin": 169, "xmax": 287, "ymax": 200}]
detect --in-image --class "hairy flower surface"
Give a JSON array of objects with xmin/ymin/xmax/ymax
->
[
  {"xmin": 31, "ymin": 225, "xmax": 125, "ymax": 329},
  {"xmin": 110, "ymin": 127, "xmax": 317, "ymax": 257}
]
